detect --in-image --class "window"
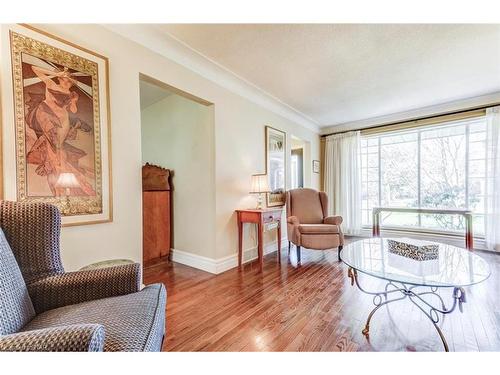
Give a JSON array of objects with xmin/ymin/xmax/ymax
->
[{"xmin": 360, "ymin": 116, "xmax": 488, "ymax": 236}]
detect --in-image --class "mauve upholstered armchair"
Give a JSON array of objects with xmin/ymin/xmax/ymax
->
[
  {"xmin": 0, "ymin": 201, "xmax": 166, "ymax": 351},
  {"xmin": 286, "ymin": 188, "xmax": 344, "ymax": 263}
]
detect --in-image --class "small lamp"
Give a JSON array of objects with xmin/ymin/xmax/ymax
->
[
  {"xmin": 250, "ymin": 174, "xmax": 270, "ymax": 210},
  {"xmin": 55, "ymin": 172, "xmax": 80, "ymax": 210}
]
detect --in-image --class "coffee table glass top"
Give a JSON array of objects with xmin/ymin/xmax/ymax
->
[{"xmin": 340, "ymin": 238, "xmax": 490, "ymax": 287}]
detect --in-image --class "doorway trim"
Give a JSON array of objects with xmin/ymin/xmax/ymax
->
[{"xmin": 139, "ymin": 73, "xmax": 213, "ymax": 107}]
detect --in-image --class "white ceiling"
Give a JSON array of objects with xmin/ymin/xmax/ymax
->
[
  {"xmin": 159, "ymin": 24, "xmax": 500, "ymax": 128},
  {"xmin": 139, "ymin": 79, "xmax": 173, "ymax": 109}
]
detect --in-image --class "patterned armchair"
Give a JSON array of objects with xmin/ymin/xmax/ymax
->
[
  {"xmin": 0, "ymin": 201, "xmax": 166, "ymax": 351},
  {"xmin": 286, "ymin": 188, "xmax": 344, "ymax": 263}
]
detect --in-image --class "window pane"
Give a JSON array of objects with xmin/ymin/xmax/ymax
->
[
  {"xmin": 381, "ymin": 212, "xmax": 419, "ymax": 227},
  {"xmin": 468, "ymin": 177, "xmax": 486, "ymax": 213},
  {"xmin": 469, "ymin": 160, "xmax": 486, "ymax": 178},
  {"xmin": 359, "ymin": 116, "xmax": 488, "ymax": 238},
  {"xmin": 470, "ymin": 120, "xmax": 486, "ymax": 134},
  {"xmin": 420, "ymin": 213, "xmax": 464, "ymax": 232},
  {"xmin": 469, "ymin": 140, "xmax": 486, "ymax": 160},
  {"xmin": 420, "ymin": 125, "xmax": 466, "ymax": 210},
  {"xmin": 473, "ymin": 214, "xmax": 485, "ymax": 236},
  {"xmin": 380, "ymin": 133, "xmax": 418, "ymax": 207},
  {"xmin": 360, "ymin": 137, "xmax": 379, "ymax": 226}
]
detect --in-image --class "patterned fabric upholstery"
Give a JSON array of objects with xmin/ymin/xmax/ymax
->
[
  {"xmin": 28, "ymin": 264, "xmax": 141, "ymax": 314},
  {"xmin": 0, "ymin": 201, "xmax": 63, "ymax": 284},
  {"xmin": 0, "ymin": 201, "xmax": 167, "ymax": 352},
  {"xmin": 0, "ymin": 324, "xmax": 104, "ymax": 352},
  {"xmin": 23, "ymin": 284, "xmax": 166, "ymax": 351},
  {"xmin": 0, "ymin": 229, "xmax": 35, "ymax": 335}
]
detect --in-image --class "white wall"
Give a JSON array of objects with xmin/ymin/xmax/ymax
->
[
  {"xmin": 141, "ymin": 94, "xmax": 215, "ymax": 259},
  {"xmin": 214, "ymin": 98, "xmax": 321, "ymax": 261},
  {"xmin": 0, "ymin": 24, "xmax": 320, "ymax": 272}
]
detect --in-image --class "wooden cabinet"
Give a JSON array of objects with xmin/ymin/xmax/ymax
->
[{"xmin": 142, "ymin": 163, "xmax": 171, "ymax": 264}]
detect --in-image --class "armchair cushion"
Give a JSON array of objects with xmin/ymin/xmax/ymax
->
[
  {"xmin": 288, "ymin": 188, "xmax": 325, "ymax": 224},
  {"xmin": 299, "ymin": 224, "xmax": 340, "ymax": 234},
  {"xmin": 28, "ymin": 263, "xmax": 141, "ymax": 314},
  {"xmin": 0, "ymin": 201, "xmax": 167, "ymax": 352},
  {"xmin": 0, "ymin": 201, "xmax": 64, "ymax": 284},
  {"xmin": 0, "ymin": 324, "xmax": 104, "ymax": 352},
  {"xmin": 0, "ymin": 229, "xmax": 35, "ymax": 335},
  {"xmin": 323, "ymin": 216, "xmax": 343, "ymax": 225},
  {"xmin": 23, "ymin": 284, "xmax": 166, "ymax": 352}
]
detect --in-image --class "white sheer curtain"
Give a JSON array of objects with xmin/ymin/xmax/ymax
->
[
  {"xmin": 485, "ymin": 106, "xmax": 500, "ymax": 251},
  {"xmin": 324, "ymin": 131, "xmax": 362, "ymax": 235}
]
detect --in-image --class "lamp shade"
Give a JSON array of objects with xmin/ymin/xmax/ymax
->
[
  {"xmin": 55, "ymin": 172, "xmax": 80, "ymax": 189},
  {"xmin": 250, "ymin": 174, "xmax": 270, "ymax": 194}
]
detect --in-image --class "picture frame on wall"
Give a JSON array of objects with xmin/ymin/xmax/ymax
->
[
  {"xmin": 0, "ymin": 24, "xmax": 112, "ymax": 226},
  {"xmin": 265, "ymin": 125, "xmax": 286, "ymax": 207},
  {"xmin": 313, "ymin": 159, "xmax": 320, "ymax": 174}
]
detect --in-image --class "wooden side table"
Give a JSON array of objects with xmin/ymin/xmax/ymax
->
[{"xmin": 236, "ymin": 208, "xmax": 283, "ymax": 270}]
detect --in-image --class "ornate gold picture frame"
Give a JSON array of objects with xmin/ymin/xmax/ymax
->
[
  {"xmin": 265, "ymin": 125, "xmax": 286, "ymax": 207},
  {"xmin": 1, "ymin": 24, "xmax": 112, "ymax": 226}
]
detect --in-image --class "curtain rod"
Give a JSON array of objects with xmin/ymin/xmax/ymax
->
[{"xmin": 320, "ymin": 102, "xmax": 500, "ymax": 138}]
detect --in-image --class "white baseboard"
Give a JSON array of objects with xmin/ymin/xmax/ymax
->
[
  {"xmin": 214, "ymin": 238, "xmax": 289, "ymax": 274},
  {"xmin": 170, "ymin": 238, "xmax": 289, "ymax": 275},
  {"xmin": 170, "ymin": 249, "xmax": 219, "ymax": 274}
]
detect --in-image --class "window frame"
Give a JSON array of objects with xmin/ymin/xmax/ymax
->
[{"xmin": 360, "ymin": 115, "xmax": 487, "ymax": 238}]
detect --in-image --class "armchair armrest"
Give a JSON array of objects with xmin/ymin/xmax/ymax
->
[
  {"xmin": 0, "ymin": 324, "xmax": 104, "ymax": 352},
  {"xmin": 28, "ymin": 263, "xmax": 141, "ymax": 313},
  {"xmin": 324, "ymin": 216, "xmax": 343, "ymax": 225},
  {"xmin": 287, "ymin": 216, "xmax": 300, "ymax": 226}
]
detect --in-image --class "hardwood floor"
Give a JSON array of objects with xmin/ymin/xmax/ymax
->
[{"xmin": 143, "ymin": 238, "xmax": 500, "ymax": 352}]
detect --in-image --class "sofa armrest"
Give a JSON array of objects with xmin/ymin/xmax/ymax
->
[
  {"xmin": 287, "ymin": 216, "xmax": 300, "ymax": 225},
  {"xmin": 28, "ymin": 263, "xmax": 141, "ymax": 313},
  {"xmin": 324, "ymin": 216, "xmax": 343, "ymax": 225},
  {"xmin": 0, "ymin": 324, "xmax": 104, "ymax": 352}
]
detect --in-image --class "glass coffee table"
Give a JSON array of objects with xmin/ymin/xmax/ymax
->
[{"xmin": 340, "ymin": 238, "xmax": 491, "ymax": 351}]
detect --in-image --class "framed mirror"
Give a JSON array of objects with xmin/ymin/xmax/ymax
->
[{"xmin": 265, "ymin": 126, "xmax": 286, "ymax": 207}]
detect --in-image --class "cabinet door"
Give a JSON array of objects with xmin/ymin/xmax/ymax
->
[{"xmin": 143, "ymin": 191, "xmax": 171, "ymax": 263}]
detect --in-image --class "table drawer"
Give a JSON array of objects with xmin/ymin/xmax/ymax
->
[{"xmin": 263, "ymin": 210, "xmax": 282, "ymax": 223}]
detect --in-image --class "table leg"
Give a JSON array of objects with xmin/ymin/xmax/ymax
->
[
  {"xmin": 277, "ymin": 220, "xmax": 281, "ymax": 263},
  {"xmin": 465, "ymin": 214, "xmax": 474, "ymax": 251},
  {"xmin": 372, "ymin": 210, "xmax": 380, "ymax": 237},
  {"xmin": 258, "ymin": 220, "xmax": 264, "ymax": 270},
  {"xmin": 362, "ymin": 294, "xmax": 407, "ymax": 337},
  {"xmin": 238, "ymin": 216, "xmax": 243, "ymax": 269}
]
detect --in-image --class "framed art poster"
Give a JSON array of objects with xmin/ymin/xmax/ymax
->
[
  {"xmin": 0, "ymin": 24, "xmax": 112, "ymax": 226},
  {"xmin": 313, "ymin": 160, "xmax": 320, "ymax": 174},
  {"xmin": 265, "ymin": 125, "xmax": 286, "ymax": 207}
]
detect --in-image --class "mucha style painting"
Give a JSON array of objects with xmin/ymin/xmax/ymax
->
[
  {"xmin": 4, "ymin": 25, "xmax": 112, "ymax": 225},
  {"xmin": 265, "ymin": 126, "xmax": 286, "ymax": 207}
]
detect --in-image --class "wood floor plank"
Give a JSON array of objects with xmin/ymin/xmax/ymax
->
[{"xmin": 144, "ymin": 237, "xmax": 500, "ymax": 352}]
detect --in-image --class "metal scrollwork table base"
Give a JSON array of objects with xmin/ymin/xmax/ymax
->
[
  {"xmin": 340, "ymin": 238, "xmax": 490, "ymax": 352},
  {"xmin": 347, "ymin": 267, "xmax": 466, "ymax": 352}
]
